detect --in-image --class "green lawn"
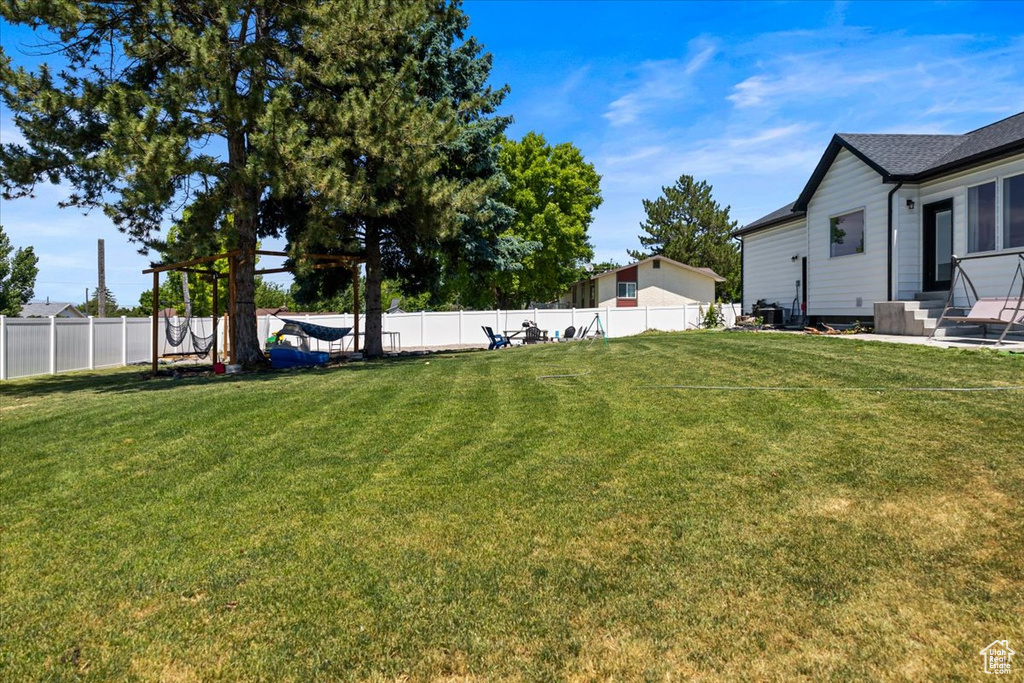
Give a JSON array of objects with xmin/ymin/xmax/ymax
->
[{"xmin": 2, "ymin": 332, "xmax": 1022, "ymax": 681}]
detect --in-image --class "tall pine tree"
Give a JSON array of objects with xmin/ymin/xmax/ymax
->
[
  {"xmin": 1, "ymin": 1, "xmax": 505, "ymax": 360},
  {"xmin": 630, "ymin": 175, "xmax": 741, "ymax": 301},
  {"xmin": 0, "ymin": 1, "xmax": 310, "ymax": 362},
  {"xmin": 272, "ymin": 1, "xmax": 512, "ymax": 356}
]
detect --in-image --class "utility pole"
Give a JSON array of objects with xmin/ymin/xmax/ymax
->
[{"xmin": 97, "ymin": 239, "xmax": 107, "ymax": 317}]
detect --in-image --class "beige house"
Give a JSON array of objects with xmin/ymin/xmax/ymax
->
[{"xmin": 560, "ymin": 256, "xmax": 724, "ymax": 308}]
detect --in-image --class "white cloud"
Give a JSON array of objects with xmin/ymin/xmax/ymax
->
[{"xmin": 603, "ymin": 38, "xmax": 719, "ymax": 126}]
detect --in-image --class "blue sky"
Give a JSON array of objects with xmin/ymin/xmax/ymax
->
[{"xmin": 2, "ymin": 0, "xmax": 1024, "ymax": 307}]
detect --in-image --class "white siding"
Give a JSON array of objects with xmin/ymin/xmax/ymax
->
[
  {"xmin": 806, "ymin": 149, "xmax": 891, "ymax": 317},
  {"xmin": 638, "ymin": 260, "xmax": 716, "ymax": 306},
  {"xmin": 917, "ymin": 153, "xmax": 1024, "ymax": 305},
  {"xmin": 894, "ymin": 185, "xmax": 921, "ymax": 300},
  {"xmin": 741, "ymin": 220, "xmax": 806, "ymax": 314}
]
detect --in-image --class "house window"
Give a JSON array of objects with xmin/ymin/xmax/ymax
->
[
  {"xmin": 830, "ymin": 209, "xmax": 865, "ymax": 257},
  {"xmin": 1005, "ymin": 173, "xmax": 1024, "ymax": 249},
  {"xmin": 617, "ymin": 282, "xmax": 637, "ymax": 298},
  {"xmin": 968, "ymin": 182, "xmax": 996, "ymax": 253},
  {"xmin": 652, "ymin": 259, "xmax": 661, "ymax": 269}
]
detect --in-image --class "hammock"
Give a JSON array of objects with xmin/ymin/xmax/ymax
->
[
  {"xmin": 163, "ymin": 310, "xmax": 216, "ymax": 356},
  {"xmin": 279, "ymin": 318, "xmax": 352, "ymax": 342}
]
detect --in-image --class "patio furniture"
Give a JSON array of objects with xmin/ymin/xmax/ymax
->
[
  {"xmin": 930, "ymin": 253, "xmax": 1024, "ymax": 346},
  {"xmin": 482, "ymin": 326, "xmax": 512, "ymax": 350},
  {"xmin": 523, "ymin": 326, "xmax": 549, "ymax": 344}
]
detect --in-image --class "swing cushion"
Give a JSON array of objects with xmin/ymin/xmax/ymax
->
[{"xmin": 943, "ymin": 297, "xmax": 1024, "ymax": 325}]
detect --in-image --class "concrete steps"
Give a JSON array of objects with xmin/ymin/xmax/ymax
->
[{"xmin": 874, "ymin": 299, "xmax": 975, "ymax": 337}]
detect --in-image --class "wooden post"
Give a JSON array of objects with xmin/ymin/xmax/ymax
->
[
  {"xmin": 352, "ymin": 265, "xmax": 360, "ymax": 352},
  {"xmin": 212, "ymin": 276, "xmax": 219, "ymax": 362},
  {"xmin": 151, "ymin": 271, "xmax": 159, "ymax": 375},
  {"xmin": 228, "ymin": 255, "xmax": 237, "ymax": 364}
]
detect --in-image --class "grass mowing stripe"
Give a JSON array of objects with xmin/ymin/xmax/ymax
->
[{"xmin": 1, "ymin": 332, "xmax": 1022, "ymax": 680}]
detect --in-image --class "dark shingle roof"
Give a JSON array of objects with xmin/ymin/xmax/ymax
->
[
  {"xmin": 924, "ymin": 112, "xmax": 1024, "ymax": 174},
  {"xmin": 836, "ymin": 134, "xmax": 964, "ymax": 176},
  {"xmin": 732, "ymin": 201, "xmax": 805, "ymax": 237},
  {"xmin": 738, "ymin": 111, "xmax": 1024, "ymax": 236}
]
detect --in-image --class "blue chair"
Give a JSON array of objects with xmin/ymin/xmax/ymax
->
[{"xmin": 482, "ymin": 326, "xmax": 511, "ymax": 350}]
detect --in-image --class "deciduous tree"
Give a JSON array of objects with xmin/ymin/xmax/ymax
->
[
  {"xmin": 0, "ymin": 225, "xmax": 39, "ymax": 316},
  {"xmin": 494, "ymin": 132, "xmax": 602, "ymax": 308}
]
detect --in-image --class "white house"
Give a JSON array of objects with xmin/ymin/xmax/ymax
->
[
  {"xmin": 560, "ymin": 256, "xmax": 724, "ymax": 309},
  {"xmin": 736, "ymin": 112, "xmax": 1024, "ymax": 334}
]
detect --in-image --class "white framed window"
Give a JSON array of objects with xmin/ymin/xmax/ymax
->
[
  {"xmin": 967, "ymin": 181, "xmax": 996, "ymax": 253},
  {"xmin": 617, "ymin": 281, "xmax": 637, "ymax": 298},
  {"xmin": 1004, "ymin": 173, "xmax": 1024, "ymax": 249},
  {"xmin": 829, "ymin": 209, "xmax": 865, "ymax": 257}
]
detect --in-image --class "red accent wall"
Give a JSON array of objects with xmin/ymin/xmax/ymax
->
[{"xmin": 616, "ymin": 266, "xmax": 638, "ymax": 307}]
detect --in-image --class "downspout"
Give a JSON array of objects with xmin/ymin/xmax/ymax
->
[
  {"xmin": 886, "ymin": 181, "xmax": 904, "ymax": 302},
  {"xmin": 739, "ymin": 238, "xmax": 745, "ymax": 312}
]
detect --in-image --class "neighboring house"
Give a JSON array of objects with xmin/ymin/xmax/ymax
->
[
  {"xmin": 18, "ymin": 301, "xmax": 86, "ymax": 318},
  {"xmin": 735, "ymin": 112, "xmax": 1024, "ymax": 329},
  {"xmin": 560, "ymin": 256, "xmax": 724, "ymax": 309}
]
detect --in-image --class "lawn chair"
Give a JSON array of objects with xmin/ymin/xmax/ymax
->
[
  {"xmin": 562, "ymin": 325, "xmax": 576, "ymax": 340},
  {"xmin": 523, "ymin": 325, "xmax": 548, "ymax": 344},
  {"xmin": 482, "ymin": 326, "xmax": 511, "ymax": 350}
]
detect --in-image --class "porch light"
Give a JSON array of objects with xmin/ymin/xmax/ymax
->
[{"xmin": 906, "ymin": 199, "xmax": 915, "ymax": 210}]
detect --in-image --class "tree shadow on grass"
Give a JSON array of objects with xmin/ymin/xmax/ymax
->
[{"xmin": 1, "ymin": 349, "xmax": 487, "ymax": 400}]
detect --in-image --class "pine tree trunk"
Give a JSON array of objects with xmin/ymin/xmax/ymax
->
[
  {"xmin": 233, "ymin": 227, "xmax": 262, "ymax": 365},
  {"xmin": 363, "ymin": 221, "xmax": 384, "ymax": 358},
  {"xmin": 227, "ymin": 126, "xmax": 263, "ymax": 366}
]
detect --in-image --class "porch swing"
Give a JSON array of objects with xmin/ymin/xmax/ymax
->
[{"xmin": 929, "ymin": 252, "xmax": 1024, "ymax": 346}]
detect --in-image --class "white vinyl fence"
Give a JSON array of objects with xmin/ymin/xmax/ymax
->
[
  {"xmin": 261, "ymin": 303, "xmax": 739, "ymax": 353},
  {"xmin": 1, "ymin": 303, "xmax": 738, "ymax": 381}
]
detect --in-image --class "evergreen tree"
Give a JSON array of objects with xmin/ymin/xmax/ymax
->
[
  {"xmin": 0, "ymin": 225, "xmax": 39, "ymax": 316},
  {"xmin": 0, "ymin": 1, "xmax": 312, "ymax": 362},
  {"xmin": 630, "ymin": 175, "xmax": 741, "ymax": 301},
  {"xmin": 274, "ymin": 1, "xmax": 513, "ymax": 355}
]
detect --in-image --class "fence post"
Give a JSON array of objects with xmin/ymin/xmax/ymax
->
[
  {"xmin": 420, "ymin": 310, "xmax": 426, "ymax": 347},
  {"xmin": 496, "ymin": 309, "xmax": 501, "ymax": 334},
  {"xmin": 0, "ymin": 315, "xmax": 6, "ymax": 381},
  {"xmin": 121, "ymin": 316, "xmax": 128, "ymax": 366},
  {"xmin": 571, "ymin": 307, "xmax": 576, "ymax": 327},
  {"xmin": 458, "ymin": 310, "xmax": 463, "ymax": 344},
  {"xmin": 88, "ymin": 316, "xmax": 95, "ymax": 370},
  {"xmin": 605, "ymin": 307, "xmax": 611, "ymax": 337},
  {"xmin": 150, "ymin": 315, "xmax": 155, "ymax": 361},
  {"xmin": 49, "ymin": 315, "xmax": 57, "ymax": 375},
  {"xmin": 645, "ymin": 305, "xmax": 650, "ymax": 331}
]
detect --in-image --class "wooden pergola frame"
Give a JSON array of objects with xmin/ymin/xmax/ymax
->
[{"xmin": 143, "ymin": 249, "xmax": 363, "ymax": 375}]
